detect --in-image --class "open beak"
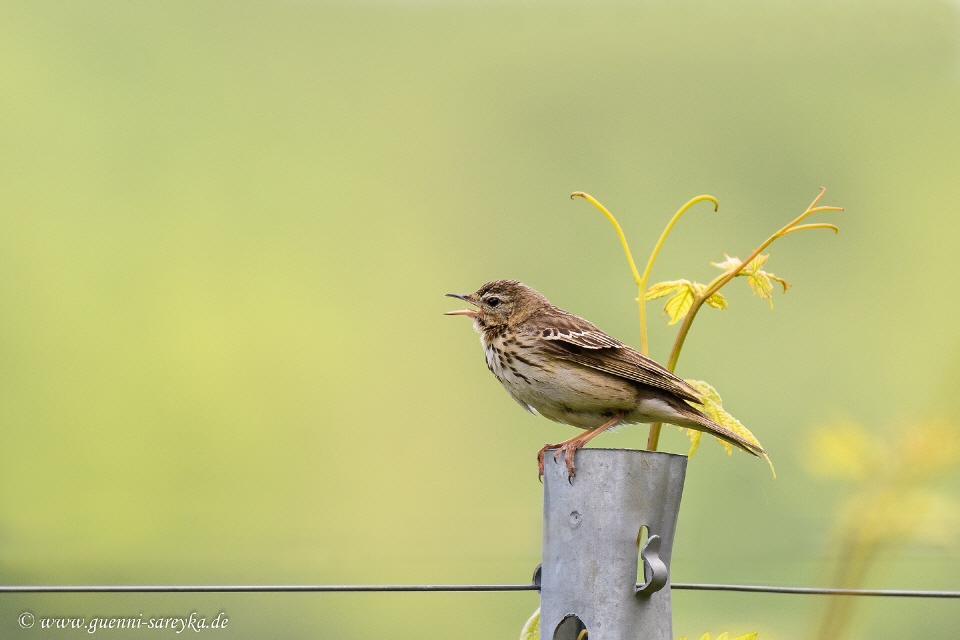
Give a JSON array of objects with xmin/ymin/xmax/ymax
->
[{"xmin": 444, "ymin": 293, "xmax": 480, "ymax": 317}]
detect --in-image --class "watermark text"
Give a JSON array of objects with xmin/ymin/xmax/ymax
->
[{"xmin": 19, "ymin": 611, "xmax": 228, "ymax": 634}]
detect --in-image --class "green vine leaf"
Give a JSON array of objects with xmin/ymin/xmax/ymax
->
[
  {"xmin": 684, "ymin": 429, "xmax": 703, "ymax": 458},
  {"xmin": 684, "ymin": 380, "xmax": 776, "ymax": 479},
  {"xmin": 519, "ymin": 607, "xmax": 540, "ymax": 640},
  {"xmin": 646, "ymin": 280, "xmax": 727, "ymax": 325},
  {"xmin": 712, "ymin": 253, "xmax": 791, "ymax": 308},
  {"xmin": 679, "ymin": 633, "xmax": 758, "ymax": 640},
  {"xmin": 703, "ymin": 289, "xmax": 728, "ymax": 310}
]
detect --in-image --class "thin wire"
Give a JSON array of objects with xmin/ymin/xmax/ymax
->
[
  {"xmin": 0, "ymin": 585, "xmax": 535, "ymax": 593},
  {"xmin": 670, "ymin": 583, "xmax": 960, "ymax": 598},
  {"xmin": 1, "ymin": 583, "xmax": 958, "ymax": 597}
]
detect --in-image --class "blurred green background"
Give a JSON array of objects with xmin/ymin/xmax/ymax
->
[{"xmin": 1, "ymin": 1, "xmax": 959, "ymax": 638}]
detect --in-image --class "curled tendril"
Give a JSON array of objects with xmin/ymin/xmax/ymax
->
[
  {"xmin": 571, "ymin": 191, "xmax": 717, "ymax": 355},
  {"xmin": 781, "ymin": 223, "xmax": 840, "ymax": 236},
  {"xmin": 571, "ymin": 192, "xmax": 643, "ymax": 284},
  {"xmin": 637, "ymin": 195, "xmax": 718, "ymax": 355}
]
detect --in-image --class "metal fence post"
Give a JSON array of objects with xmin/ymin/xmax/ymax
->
[{"xmin": 541, "ymin": 448, "xmax": 688, "ymax": 640}]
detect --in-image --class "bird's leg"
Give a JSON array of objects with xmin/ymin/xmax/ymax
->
[{"xmin": 551, "ymin": 413, "xmax": 624, "ymax": 478}]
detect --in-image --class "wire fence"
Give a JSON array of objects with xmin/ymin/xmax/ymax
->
[{"xmin": 2, "ymin": 583, "xmax": 958, "ymax": 598}]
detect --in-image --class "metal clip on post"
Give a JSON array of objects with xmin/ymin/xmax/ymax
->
[
  {"xmin": 540, "ymin": 448, "xmax": 687, "ymax": 640},
  {"xmin": 636, "ymin": 534, "xmax": 668, "ymax": 596}
]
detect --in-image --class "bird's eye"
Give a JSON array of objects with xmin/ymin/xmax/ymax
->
[{"xmin": 486, "ymin": 296, "xmax": 501, "ymax": 307}]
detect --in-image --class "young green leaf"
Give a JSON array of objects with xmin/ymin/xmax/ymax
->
[
  {"xmin": 703, "ymin": 288, "xmax": 728, "ymax": 310},
  {"xmin": 662, "ymin": 285, "xmax": 695, "ymax": 325},
  {"xmin": 678, "ymin": 632, "xmax": 758, "ymax": 640},
  {"xmin": 710, "ymin": 254, "xmax": 742, "ymax": 271},
  {"xmin": 683, "ymin": 428, "xmax": 703, "ymax": 457},
  {"xmin": 712, "ymin": 253, "xmax": 792, "ymax": 308},
  {"xmin": 519, "ymin": 607, "xmax": 540, "ymax": 640},
  {"xmin": 645, "ymin": 280, "xmax": 688, "ymax": 300},
  {"xmin": 685, "ymin": 379, "xmax": 776, "ymax": 479},
  {"xmin": 646, "ymin": 280, "xmax": 726, "ymax": 325}
]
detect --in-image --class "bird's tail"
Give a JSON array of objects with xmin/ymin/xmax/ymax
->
[{"xmin": 668, "ymin": 400, "xmax": 765, "ymax": 457}]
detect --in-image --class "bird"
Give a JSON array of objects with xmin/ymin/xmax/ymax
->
[{"xmin": 445, "ymin": 279, "xmax": 763, "ymax": 477}]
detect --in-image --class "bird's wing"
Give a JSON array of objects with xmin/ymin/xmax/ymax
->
[
  {"xmin": 531, "ymin": 312, "xmax": 701, "ymax": 402},
  {"xmin": 536, "ymin": 325, "xmax": 624, "ymax": 349}
]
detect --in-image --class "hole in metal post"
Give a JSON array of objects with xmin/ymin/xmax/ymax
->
[{"xmin": 553, "ymin": 614, "xmax": 588, "ymax": 640}]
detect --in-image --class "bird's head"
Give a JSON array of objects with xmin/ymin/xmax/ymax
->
[{"xmin": 445, "ymin": 280, "xmax": 549, "ymax": 330}]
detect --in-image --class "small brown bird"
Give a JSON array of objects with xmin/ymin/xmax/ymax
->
[{"xmin": 446, "ymin": 280, "xmax": 763, "ymax": 477}]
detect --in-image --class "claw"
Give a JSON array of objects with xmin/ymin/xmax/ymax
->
[
  {"xmin": 537, "ymin": 444, "xmax": 560, "ymax": 479},
  {"xmin": 539, "ymin": 440, "xmax": 583, "ymax": 480},
  {"xmin": 564, "ymin": 444, "xmax": 579, "ymax": 478}
]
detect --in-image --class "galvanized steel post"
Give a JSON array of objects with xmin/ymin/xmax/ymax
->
[{"xmin": 541, "ymin": 448, "xmax": 688, "ymax": 640}]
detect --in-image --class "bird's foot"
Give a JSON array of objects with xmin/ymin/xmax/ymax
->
[
  {"xmin": 537, "ymin": 437, "xmax": 591, "ymax": 481},
  {"xmin": 536, "ymin": 415, "xmax": 623, "ymax": 481},
  {"xmin": 553, "ymin": 438, "xmax": 588, "ymax": 480}
]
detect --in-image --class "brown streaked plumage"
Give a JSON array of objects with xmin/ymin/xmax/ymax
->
[{"xmin": 445, "ymin": 279, "xmax": 763, "ymax": 477}]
